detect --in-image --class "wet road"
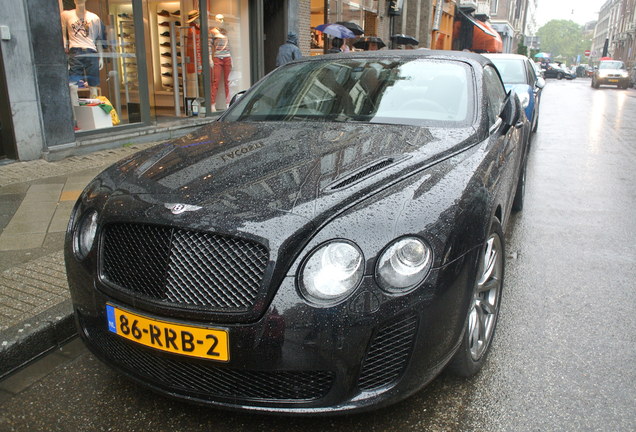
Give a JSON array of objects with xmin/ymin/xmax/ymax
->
[{"xmin": 1, "ymin": 78, "xmax": 635, "ymax": 431}]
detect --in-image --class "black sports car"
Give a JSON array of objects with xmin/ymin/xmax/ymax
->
[{"xmin": 65, "ymin": 50, "xmax": 529, "ymax": 414}]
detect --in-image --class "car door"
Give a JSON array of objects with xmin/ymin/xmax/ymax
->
[{"xmin": 483, "ymin": 65, "xmax": 523, "ymax": 221}]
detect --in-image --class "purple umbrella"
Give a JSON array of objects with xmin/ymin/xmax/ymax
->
[{"xmin": 315, "ymin": 23, "xmax": 356, "ymax": 39}]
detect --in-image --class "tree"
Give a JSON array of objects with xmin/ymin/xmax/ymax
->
[{"xmin": 536, "ymin": 20, "xmax": 592, "ymax": 64}]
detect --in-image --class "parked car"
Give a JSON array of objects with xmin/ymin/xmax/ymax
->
[
  {"xmin": 541, "ymin": 62, "xmax": 576, "ymax": 80},
  {"xmin": 65, "ymin": 50, "xmax": 530, "ymax": 414},
  {"xmin": 485, "ymin": 53, "xmax": 545, "ymax": 133},
  {"xmin": 592, "ymin": 59, "xmax": 630, "ymax": 89}
]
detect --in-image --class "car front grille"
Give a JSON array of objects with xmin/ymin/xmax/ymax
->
[
  {"xmin": 80, "ymin": 313, "xmax": 335, "ymax": 402},
  {"xmin": 357, "ymin": 314, "xmax": 417, "ymax": 391},
  {"xmin": 101, "ymin": 223, "xmax": 269, "ymax": 312}
]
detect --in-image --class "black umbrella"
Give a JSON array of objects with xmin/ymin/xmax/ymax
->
[
  {"xmin": 353, "ymin": 36, "xmax": 386, "ymax": 50},
  {"xmin": 336, "ymin": 21, "xmax": 364, "ymax": 36},
  {"xmin": 391, "ymin": 34, "xmax": 419, "ymax": 46}
]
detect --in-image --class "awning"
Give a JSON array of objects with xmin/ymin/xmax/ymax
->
[
  {"xmin": 472, "ymin": 19, "xmax": 503, "ymax": 53},
  {"xmin": 457, "ymin": 8, "xmax": 498, "ymax": 38}
]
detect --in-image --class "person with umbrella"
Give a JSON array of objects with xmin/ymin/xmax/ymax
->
[
  {"xmin": 353, "ymin": 36, "xmax": 386, "ymax": 51},
  {"xmin": 327, "ymin": 37, "xmax": 345, "ymax": 54},
  {"xmin": 314, "ymin": 23, "xmax": 355, "ymax": 54}
]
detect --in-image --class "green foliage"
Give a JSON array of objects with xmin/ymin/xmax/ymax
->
[
  {"xmin": 517, "ymin": 42, "xmax": 528, "ymax": 56},
  {"xmin": 536, "ymin": 20, "xmax": 593, "ymax": 63}
]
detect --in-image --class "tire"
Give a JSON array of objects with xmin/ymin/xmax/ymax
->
[
  {"xmin": 531, "ymin": 107, "xmax": 539, "ymax": 133},
  {"xmin": 447, "ymin": 219, "xmax": 505, "ymax": 377},
  {"xmin": 512, "ymin": 155, "xmax": 527, "ymax": 212},
  {"xmin": 557, "ymin": 72, "xmax": 563, "ymax": 80}
]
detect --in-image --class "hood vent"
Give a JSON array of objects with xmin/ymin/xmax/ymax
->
[{"xmin": 329, "ymin": 158, "xmax": 395, "ymax": 190}]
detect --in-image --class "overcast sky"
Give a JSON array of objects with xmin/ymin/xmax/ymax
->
[{"xmin": 535, "ymin": 0, "xmax": 607, "ymax": 26}]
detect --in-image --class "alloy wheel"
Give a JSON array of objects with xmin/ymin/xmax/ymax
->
[{"xmin": 468, "ymin": 232, "xmax": 503, "ymax": 360}]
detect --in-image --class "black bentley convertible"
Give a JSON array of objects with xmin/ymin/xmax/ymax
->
[{"xmin": 65, "ymin": 50, "xmax": 530, "ymax": 414}]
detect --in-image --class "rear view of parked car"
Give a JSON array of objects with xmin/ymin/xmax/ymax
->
[
  {"xmin": 485, "ymin": 53, "xmax": 545, "ymax": 133},
  {"xmin": 592, "ymin": 60, "xmax": 630, "ymax": 89}
]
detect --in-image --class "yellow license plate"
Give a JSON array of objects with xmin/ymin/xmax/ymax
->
[
  {"xmin": 608, "ymin": 79, "xmax": 619, "ymax": 83},
  {"xmin": 106, "ymin": 304, "xmax": 229, "ymax": 362}
]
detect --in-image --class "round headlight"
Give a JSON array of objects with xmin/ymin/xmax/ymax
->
[
  {"xmin": 300, "ymin": 241, "xmax": 364, "ymax": 304},
  {"xmin": 73, "ymin": 211, "xmax": 98, "ymax": 259},
  {"xmin": 518, "ymin": 91, "xmax": 530, "ymax": 108},
  {"xmin": 376, "ymin": 237, "xmax": 432, "ymax": 293}
]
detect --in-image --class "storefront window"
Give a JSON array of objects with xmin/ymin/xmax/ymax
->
[
  {"xmin": 206, "ymin": 0, "xmax": 250, "ymax": 111},
  {"xmin": 59, "ymin": 0, "xmax": 250, "ymax": 133},
  {"xmin": 311, "ymin": 0, "xmax": 327, "ymax": 54},
  {"xmin": 317, "ymin": 0, "xmax": 379, "ymax": 54},
  {"xmin": 60, "ymin": 0, "xmax": 136, "ymax": 131}
]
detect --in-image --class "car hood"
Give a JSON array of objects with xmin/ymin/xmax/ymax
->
[{"xmin": 101, "ymin": 121, "xmax": 477, "ymax": 231}]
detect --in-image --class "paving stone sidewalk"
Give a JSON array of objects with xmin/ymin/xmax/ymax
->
[{"xmin": 0, "ymin": 142, "xmax": 159, "ymax": 378}]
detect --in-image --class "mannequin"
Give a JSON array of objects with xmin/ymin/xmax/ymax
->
[
  {"xmin": 209, "ymin": 27, "xmax": 232, "ymax": 109},
  {"xmin": 61, "ymin": 0, "xmax": 104, "ymax": 98}
]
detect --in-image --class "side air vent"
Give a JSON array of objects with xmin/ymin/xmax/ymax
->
[{"xmin": 329, "ymin": 158, "xmax": 395, "ymax": 190}]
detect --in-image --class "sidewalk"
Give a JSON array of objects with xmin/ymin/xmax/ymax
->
[{"xmin": 0, "ymin": 142, "xmax": 160, "ymax": 379}]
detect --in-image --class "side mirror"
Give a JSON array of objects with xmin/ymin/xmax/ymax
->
[
  {"xmin": 536, "ymin": 77, "xmax": 546, "ymax": 89},
  {"xmin": 229, "ymin": 90, "xmax": 246, "ymax": 106},
  {"xmin": 500, "ymin": 92, "xmax": 521, "ymax": 132}
]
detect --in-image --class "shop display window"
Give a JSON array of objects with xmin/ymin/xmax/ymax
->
[
  {"xmin": 60, "ymin": 0, "xmax": 251, "ymax": 134},
  {"xmin": 316, "ymin": 0, "xmax": 379, "ymax": 54},
  {"xmin": 60, "ymin": 0, "xmax": 139, "ymax": 131}
]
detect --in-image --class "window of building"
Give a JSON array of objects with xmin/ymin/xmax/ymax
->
[
  {"xmin": 58, "ymin": 0, "xmax": 251, "ymax": 133},
  {"xmin": 490, "ymin": 0, "xmax": 498, "ymax": 16}
]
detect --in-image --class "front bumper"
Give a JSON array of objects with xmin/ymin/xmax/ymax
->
[
  {"xmin": 596, "ymin": 75, "xmax": 629, "ymax": 86},
  {"xmin": 68, "ymin": 249, "xmax": 477, "ymax": 414}
]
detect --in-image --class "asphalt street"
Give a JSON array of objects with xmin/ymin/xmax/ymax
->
[{"xmin": 0, "ymin": 77, "xmax": 635, "ymax": 431}]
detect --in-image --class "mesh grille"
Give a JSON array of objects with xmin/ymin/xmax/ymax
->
[
  {"xmin": 358, "ymin": 314, "xmax": 417, "ymax": 391},
  {"xmin": 82, "ymin": 315, "xmax": 334, "ymax": 401},
  {"xmin": 101, "ymin": 223, "xmax": 269, "ymax": 311}
]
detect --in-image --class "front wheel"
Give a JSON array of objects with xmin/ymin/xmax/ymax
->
[
  {"xmin": 557, "ymin": 72, "xmax": 563, "ymax": 80},
  {"xmin": 447, "ymin": 219, "xmax": 505, "ymax": 377}
]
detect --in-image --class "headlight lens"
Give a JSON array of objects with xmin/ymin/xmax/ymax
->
[
  {"xmin": 620, "ymin": 71, "xmax": 628, "ymax": 77},
  {"xmin": 376, "ymin": 237, "xmax": 432, "ymax": 293},
  {"xmin": 517, "ymin": 91, "xmax": 530, "ymax": 108},
  {"xmin": 300, "ymin": 241, "xmax": 364, "ymax": 304},
  {"xmin": 73, "ymin": 210, "xmax": 98, "ymax": 259}
]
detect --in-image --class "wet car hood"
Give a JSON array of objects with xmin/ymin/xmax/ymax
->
[{"xmin": 103, "ymin": 121, "xmax": 477, "ymax": 230}]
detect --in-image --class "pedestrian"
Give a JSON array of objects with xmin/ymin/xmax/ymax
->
[
  {"xmin": 275, "ymin": 32, "xmax": 302, "ymax": 67},
  {"xmin": 327, "ymin": 37, "xmax": 344, "ymax": 54}
]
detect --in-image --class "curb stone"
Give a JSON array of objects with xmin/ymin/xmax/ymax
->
[{"xmin": 0, "ymin": 300, "xmax": 75, "ymax": 380}]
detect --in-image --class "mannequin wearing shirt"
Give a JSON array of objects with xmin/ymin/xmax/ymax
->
[{"xmin": 61, "ymin": 0, "xmax": 104, "ymax": 98}]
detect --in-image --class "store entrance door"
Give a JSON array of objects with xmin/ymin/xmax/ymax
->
[
  {"xmin": 263, "ymin": 0, "xmax": 287, "ymax": 75},
  {"xmin": 0, "ymin": 45, "xmax": 17, "ymax": 161}
]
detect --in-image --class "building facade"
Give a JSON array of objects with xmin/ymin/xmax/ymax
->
[
  {"xmin": 3, "ymin": 0, "xmax": 440, "ymax": 162},
  {"xmin": 489, "ymin": 0, "xmax": 530, "ymax": 53},
  {"xmin": 591, "ymin": 0, "xmax": 622, "ymax": 62},
  {"xmin": 612, "ymin": 0, "xmax": 636, "ymax": 67}
]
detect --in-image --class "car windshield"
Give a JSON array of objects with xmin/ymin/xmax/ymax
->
[
  {"xmin": 489, "ymin": 58, "xmax": 526, "ymax": 84},
  {"xmin": 223, "ymin": 57, "xmax": 473, "ymax": 127},
  {"xmin": 599, "ymin": 61, "xmax": 625, "ymax": 69}
]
